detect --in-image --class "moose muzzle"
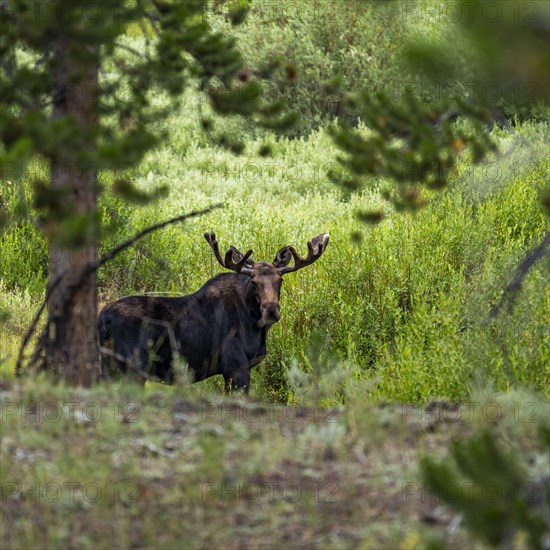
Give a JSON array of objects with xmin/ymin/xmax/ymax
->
[{"xmin": 259, "ymin": 302, "xmax": 281, "ymax": 327}]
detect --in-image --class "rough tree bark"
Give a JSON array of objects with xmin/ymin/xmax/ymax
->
[{"xmin": 46, "ymin": 39, "xmax": 100, "ymax": 385}]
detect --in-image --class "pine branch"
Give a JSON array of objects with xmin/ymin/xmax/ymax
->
[{"xmin": 114, "ymin": 42, "xmax": 150, "ymax": 61}]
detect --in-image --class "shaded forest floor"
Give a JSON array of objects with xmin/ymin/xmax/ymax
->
[{"xmin": 1, "ymin": 378, "xmax": 546, "ymax": 549}]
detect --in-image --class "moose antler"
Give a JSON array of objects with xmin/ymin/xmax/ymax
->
[
  {"xmin": 204, "ymin": 232, "xmax": 254, "ymax": 275},
  {"xmin": 276, "ymin": 233, "xmax": 329, "ymax": 275}
]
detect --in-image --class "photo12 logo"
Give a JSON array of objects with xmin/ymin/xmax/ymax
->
[
  {"xmin": 2, "ymin": 481, "xmax": 138, "ymax": 504},
  {"xmin": 0, "ymin": 401, "xmax": 141, "ymax": 424},
  {"xmin": 199, "ymin": 401, "xmax": 339, "ymax": 437},
  {"xmin": 401, "ymin": 401, "xmax": 539, "ymax": 424},
  {"xmin": 402, "ymin": 481, "xmax": 545, "ymax": 504},
  {"xmin": 401, "ymin": 2, "xmax": 542, "ymax": 25},
  {"xmin": 202, "ymin": 481, "xmax": 339, "ymax": 504}
]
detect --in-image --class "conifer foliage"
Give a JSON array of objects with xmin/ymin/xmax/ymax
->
[
  {"xmin": 1, "ymin": 0, "xmax": 293, "ymax": 384},
  {"xmin": 331, "ymin": 0, "xmax": 550, "ymax": 219},
  {"xmin": 420, "ymin": 427, "xmax": 550, "ymax": 549}
]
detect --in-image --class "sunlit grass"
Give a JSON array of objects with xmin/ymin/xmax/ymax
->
[{"xmin": 2, "ymin": 118, "xmax": 548, "ymax": 402}]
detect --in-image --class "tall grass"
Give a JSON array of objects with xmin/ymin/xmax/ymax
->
[
  {"xmin": 1, "ymin": 19, "xmax": 549, "ymax": 404},
  {"xmin": 2, "ymin": 106, "xmax": 548, "ymax": 402}
]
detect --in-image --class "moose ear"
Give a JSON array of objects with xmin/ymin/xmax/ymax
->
[
  {"xmin": 229, "ymin": 246, "xmax": 255, "ymax": 269},
  {"xmin": 273, "ymin": 246, "xmax": 293, "ymax": 268}
]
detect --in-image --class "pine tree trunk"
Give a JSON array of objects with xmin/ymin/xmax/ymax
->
[{"xmin": 46, "ymin": 40, "xmax": 100, "ymax": 386}]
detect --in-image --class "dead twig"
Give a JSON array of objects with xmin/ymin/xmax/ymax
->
[{"xmin": 489, "ymin": 230, "xmax": 550, "ymax": 319}]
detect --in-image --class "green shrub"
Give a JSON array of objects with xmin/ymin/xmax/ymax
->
[
  {"xmin": 420, "ymin": 424, "xmax": 550, "ymax": 549},
  {"xmin": 1, "ymin": 35, "xmax": 548, "ymax": 404},
  {"xmin": 210, "ymin": 0, "xmax": 408, "ymax": 135}
]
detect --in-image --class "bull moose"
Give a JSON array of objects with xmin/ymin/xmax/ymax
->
[{"xmin": 98, "ymin": 232, "xmax": 329, "ymax": 392}]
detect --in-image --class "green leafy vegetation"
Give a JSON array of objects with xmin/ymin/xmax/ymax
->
[
  {"xmin": 1, "ymin": 2, "xmax": 549, "ymax": 547},
  {"xmin": 2, "ymin": 102, "xmax": 549, "ymax": 401},
  {"xmin": 212, "ymin": 0, "xmax": 408, "ymax": 136},
  {"xmin": 421, "ymin": 426, "xmax": 550, "ymax": 549}
]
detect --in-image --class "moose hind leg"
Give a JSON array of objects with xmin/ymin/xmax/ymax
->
[{"xmin": 99, "ymin": 339, "xmax": 127, "ymax": 380}]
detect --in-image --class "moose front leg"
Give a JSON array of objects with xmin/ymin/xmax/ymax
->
[
  {"xmin": 223, "ymin": 369, "xmax": 250, "ymax": 394},
  {"xmin": 222, "ymin": 354, "xmax": 251, "ymax": 394}
]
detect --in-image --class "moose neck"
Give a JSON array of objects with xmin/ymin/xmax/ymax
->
[{"xmin": 242, "ymin": 277, "xmax": 263, "ymax": 327}]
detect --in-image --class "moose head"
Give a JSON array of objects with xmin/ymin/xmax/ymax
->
[{"xmin": 204, "ymin": 231, "xmax": 330, "ymax": 328}]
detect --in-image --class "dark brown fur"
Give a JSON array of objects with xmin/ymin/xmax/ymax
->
[{"xmin": 98, "ymin": 233, "xmax": 329, "ymax": 392}]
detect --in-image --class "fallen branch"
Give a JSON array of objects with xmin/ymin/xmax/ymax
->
[{"xmin": 16, "ymin": 203, "xmax": 223, "ymax": 376}]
